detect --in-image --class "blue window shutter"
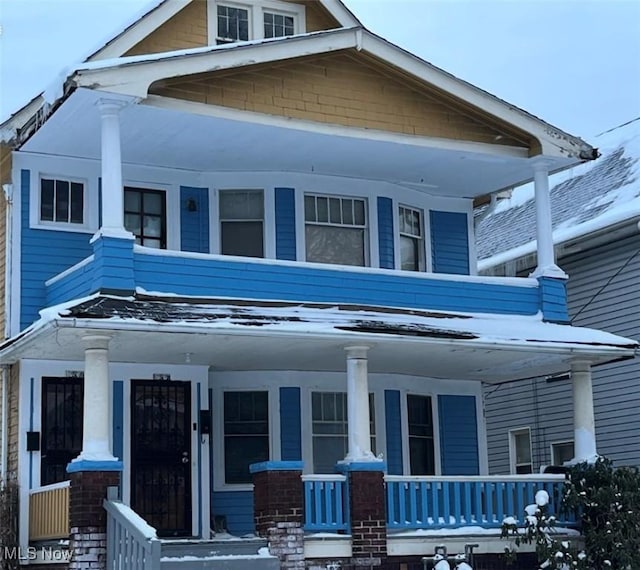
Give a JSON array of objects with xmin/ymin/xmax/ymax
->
[
  {"xmin": 384, "ymin": 390, "xmax": 403, "ymax": 475},
  {"xmin": 377, "ymin": 197, "xmax": 395, "ymax": 269},
  {"xmin": 180, "ymin": 186, "xmax": 210, "ymax": 253},
  {"xmin": 275, "ymin": 188, "xmax": 296, "ymax": 261},
  {"xmin": 112, "ymin": 381, "xmax": 124, "ymax": 462},
  {"xmin": 430, "ymin": 211, "xmax": 470, "ymax": 275},
  {"xmin": 280, "ymin": 387, "xmax": 301, "ymax": 461},
  {"xmin": 438, "ymin": 395, "xmax": 479, "ymax": 475}
]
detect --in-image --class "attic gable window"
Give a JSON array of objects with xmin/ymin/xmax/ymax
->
[{"xmin": 209, "ymin": 0, "xmax": 305, "ymax": 45}]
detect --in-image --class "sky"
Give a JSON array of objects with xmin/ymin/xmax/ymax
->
[{"xmin": 0, "ymin": 0, "xmax": 639, "ymax": 141}]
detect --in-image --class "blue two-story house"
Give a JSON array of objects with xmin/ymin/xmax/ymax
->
[{"xmin": 0, "ymin": 1, "xmax": 636, "ymax": 568}]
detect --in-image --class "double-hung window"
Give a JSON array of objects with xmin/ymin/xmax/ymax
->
[
  {"xmin": 407, "ymin": 394, "xmax": 435, "ymax": 475},
  {"xmin": 124, "ymin": 187, "xmax": 166, "ymax": 249},
  {"xmin": 551, "ymin": 441, "xmax": 574, "ymax": 466},
  {"xmin": 399, "ymin": 206, "xmax": 424, "ymax": 271},
  {"xmin": 263, "ymin": 11, "xmax": 294, "ymax": 38},
  {"xmin": 219, "ymin": 190, "xmax": 264, "ymax": 257},
  {"xmin": 40, "ymin": 177, "xmax": 84, "ymax": 225},
  {"xmin": 217, "ymin": 4, "xmax": 250, "ymax": 43},
  {"xmin": 510, "ymin": 428, "xmax": 533, "ymax": 474},
  {"xmin": 311, "ymin": 391, "xmax": 375, "ymax": 473},
  {"xmin": 305, "ymin": 194, "xmax": 367, "ymax": 266},
  {"xmin": 223, "ymin": 391, "xmax": 269, "ymax": 484}
]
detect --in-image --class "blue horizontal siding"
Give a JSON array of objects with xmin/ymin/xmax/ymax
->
[
  {"xmin": 438, "ymin": 395, "xmax": 479, "ymax": 475},
  {"xmin": 134, "ymin": 252, "xmax": 539, "ymax": 315},
  {"xmin": 377, "ymin": 197, "xmax": 395, "ymax": 269},
  {"xmin": 275, "ymin": 188, "xmax": 297, "ymax": 261},
  {"xmin": 538, "ymin": 277, "xmax": 569, "ymax": 323},
  {"xmin": 180, "ymin": 186, "xmax": 210, "ymax": 254},
  {"xmin": 211, "ymin": 491, "xmax": 254, "ymax": 535},
  {"xmin": 430, "ymin": 211, "xmax": 470, "ymax": 275},
  {"xmin": 46, "ymin": 259, "xmax": 95, "ymax": 306},
  {"xmin": 20, "ymin": 169, "xmax": 93, "ymax": 330}
]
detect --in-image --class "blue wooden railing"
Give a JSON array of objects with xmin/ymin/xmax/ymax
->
[
  {"xmin": 302, "ymin": 475, "xmax": 350, "ymax": 532},
  {"xmin": 385, "ymin": 475, "xmax": 576, "ymax": 530}
]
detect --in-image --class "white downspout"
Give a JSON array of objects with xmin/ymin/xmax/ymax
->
[{"xmin": 3, "ymin": 183, "xmax": 12, "ymax": 339}]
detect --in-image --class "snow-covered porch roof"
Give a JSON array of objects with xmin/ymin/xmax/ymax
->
[{"xmin": 1, "ymin": 292, "xmax": 636, "ymax": 382}]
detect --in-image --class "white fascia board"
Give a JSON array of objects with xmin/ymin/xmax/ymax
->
[
  {"xmin": 72, "ymin": 27, "xmax": 360, "ymax": 99},
  {"xmin": 322, "ymin": 0, "xmax": 361, "ymax": 27},
  {"xmin": 144, "ymin": 93, "xmax": 530, "ymax": 159},
  {"xmin": 359, "ymin": 32, "xmax": 593, "ymax": 162},
  {"xmin": 0, "ymin": 95, "xmax": 47, "ymax": 144},
  {"xmin": 88, "ymin": 0, "xmax": 190, "ymax": 61}
]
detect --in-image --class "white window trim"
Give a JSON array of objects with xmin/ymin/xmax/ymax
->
[
  {"xmin": 216, "ymin": 187, "xmax": 269, "ymax": 258},
  {"xmin": 402, "ymin": 391, "xmax": 441, "ymax": 476},
  {"xmin": 398, "ymin": 203, "xmax": 426, "ymax": 272},
  {"xmin": 207, "ymin": 0, "xmax": 305, "ymax": 44},
  {"xmin": 509, "ymin": 427, "xmax": 533, "ymax": 475},
  {"xmin": 550, "ymin": 439, "xmax": 574, "ymax": 466},
  {"xmin": 212, "ymin": 384, "xmax": 279, "ymax": 492},
  {"xmin": 303, "ymin": 191, "xmax": 370, "ymax": 267},
  {"xmin": 31, "ymin": 173, "xmax": 93, "ymax": 233}
]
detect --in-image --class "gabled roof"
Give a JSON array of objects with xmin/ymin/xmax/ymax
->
[
  {"xmin": 87, "ymin": 0, "xmax": 361, "ymax": 61},
  {"xmin": 477, "ymin": 118, "xmax": 640, "ymax": 269}
]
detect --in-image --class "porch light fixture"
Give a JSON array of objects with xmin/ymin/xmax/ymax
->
[{"xmin": 186, "ymin": 198, "xmax": 198, "ymax": 212}]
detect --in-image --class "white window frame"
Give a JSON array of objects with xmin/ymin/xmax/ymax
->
[
  {"xmin": 213, "ymin": 384, "xmax": 278, "ymax": 492},
  {"xmin": 509, "ymin": 427, "xmax": 533, "ymax": 474},
  {"xmin": 35, "ymin": 174, "xmax": 90, "ymax": 231},
  {"xmin": 218, "ymin": 188, "xmax": 266, "ymax": 258},
  {"xmin": 303, "ymin": 192, "xmax": 369, "ymax": 266},
  {"xmin": 550, "ymin": 440, "xmax": 574, "ymax": 466},
  {"xmin": 207, "ymin": 0, "xmax": 305, "ymax": 44},
  {"xmin": 398, "ymin": 204, "xmax": 425, "ymax": 272}
]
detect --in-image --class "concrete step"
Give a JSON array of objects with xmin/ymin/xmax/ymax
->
[{"xmin": 160, "ymin": 537, "xmax": 279, "ymax": 569}]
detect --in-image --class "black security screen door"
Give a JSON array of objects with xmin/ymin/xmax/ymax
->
[
  {"xmin": 131, "ymin": 380, "xmax": 192, "ymax": 536},
  {"xmin": 41, "ymin": 377, "xmax": 84, "ymax": 485}
]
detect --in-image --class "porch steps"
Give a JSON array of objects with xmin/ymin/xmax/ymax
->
[{"xmin": 160, "ymin": 538, "xmax": 279, "ymax": 570}]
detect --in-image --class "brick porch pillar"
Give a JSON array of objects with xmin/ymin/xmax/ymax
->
[
  {"xmin": 339, "ymin": 462, "xmax": 387, "ymax": 569},
  {"xmin": 67, "ymin": 466, "xmax": 121, "ymax": 570},
  {"xmin": 251, "ymin": 461, "xmax": 304, "ymax": 570}
]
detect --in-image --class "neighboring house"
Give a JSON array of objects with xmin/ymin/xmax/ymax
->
[
  {"xmin": 477, "ymin": 118, "xmax": 640, "ymax": 475},
  {"xmin": 0, "ymin": 1, "xmax": 636, "ymax": 569}
]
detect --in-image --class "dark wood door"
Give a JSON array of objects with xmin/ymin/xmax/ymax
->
[{"xmin": 131, "ymin": 380, "xmax": 192, "ymax": 536}]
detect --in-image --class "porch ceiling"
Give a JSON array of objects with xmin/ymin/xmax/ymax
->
[{"xmin": 20, "ymin": 88, "xmax": 569, "ymax": 197}]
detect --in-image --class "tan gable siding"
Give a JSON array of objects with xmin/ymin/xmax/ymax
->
[
  {"xmin": 280, "ymin": 0, "xmax": 340, "ymax": 31},
  {"xmin": 150, "ymin": 51, "xmax": 531, "ymax": 148},
  {"xmin": 6, "ymin": 364, "xmax": 19, "ymax": 482},
  {"xmin": 0, "ymin": 146, "xmax": 10, "ymax": 340},
  {"xmin": 125, "ymin": 0, "xmax": 208, "ymax": 57}
]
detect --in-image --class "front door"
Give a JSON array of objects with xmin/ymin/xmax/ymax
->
[{"xmin": 131, "ymin": 380, "xmax": 192, "ymax": 536}]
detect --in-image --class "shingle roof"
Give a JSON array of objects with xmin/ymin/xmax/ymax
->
[{"xmin": 476, "ymin": 118, "xmax": 640, "ymax": 265}]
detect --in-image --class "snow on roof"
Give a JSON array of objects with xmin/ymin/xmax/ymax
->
[
  {"xmin": 17, "ymin": 292, "xmax": 636, "ymax": 351},
  {"xmin": 477, "ymin": 118, "xmax": 640, "ymax": 269}
]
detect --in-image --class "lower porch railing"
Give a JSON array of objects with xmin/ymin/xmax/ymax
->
[
  {"xmin": 29, "ymin": 481, "xmax": 70, "ymax": 541},
  {"xmin": 104, "ymin": 487, "xmax": 161, "ymax": 570},
  {"xmin": 302, "ymin": 474, "xmax": 350, "ymax": 533},
  {"xmin": 385, "ymin": 474, "xmax": 575, "ymax": 530}
]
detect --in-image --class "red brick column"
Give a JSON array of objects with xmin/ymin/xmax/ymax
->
[
  {"xmin": 341, "ymin": 463, "xmax": 387, "ymax": 568},
  {"xmin": 67, "ymin": 464, "xmax": 121, "ymax": 570},
  {"xmin": 251, "ymin": 461, "xmax": 304, "ymax": 570}
]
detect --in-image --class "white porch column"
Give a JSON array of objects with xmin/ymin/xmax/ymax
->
[
  {"xmin": 572, "ymin": 360, "xmax": 598, "ymax": 462},
  {"xmin": 530, "ymin": 160, "xmax": 566, "ymax": 279},
  {"xmin": 76, "ymin": 335, "xmax": 117, "ymax": 462},
  {"xmin": 97, "ymin": 99, "xmax": 131, "ymax": 239},
  {"xmin": 344, "ymin": 346, "xmax": 376, "ymax": 463}
]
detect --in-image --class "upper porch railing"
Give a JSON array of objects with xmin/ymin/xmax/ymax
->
[{"xmin": 46, "ymin": 242, "xmax": 548, "ymax": 319}]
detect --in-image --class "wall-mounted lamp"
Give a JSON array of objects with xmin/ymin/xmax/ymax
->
[{"xmin": 186, "ymin": 198, "xmax": 198, "ymax": 212}]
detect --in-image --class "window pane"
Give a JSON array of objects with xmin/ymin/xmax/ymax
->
[
  {"xmin": 124, "ymin": 213, "xmax": 141, "ymax": 236},
  {"xmin": 125, "ymin": 190, "xmax": 141, "ymax": 212},
  {"xmin": 552, "ymin": 442, "xmax": 574, "ymax": 465},
  {"xmin": 41, "ymin": 178, "xmax": 55, "ymax": 221},
  {"xmin": 217, "ymin": 5, "xmax": 249, "ymax": 41},
  {"xmin": 400, "ymin": 235, "xmax": 420, "ymax": 271},
  {"xmin": 221, "ymin": 221, "xmax": 264, "ymax": 257},
  {"xmin": 329, "ymin": 198, "xmax": 341, "ymax": 224},
  {"xmin": 305, "ymin": 226, "xmax": 365, "ymax": 266},
  {"xmin": 70, "ymin": 182, "xmax": 84, "ymax": 223},
  {"xmin": 55, "ymin": 180, "xmax": 70, "ymax": 222},
  {"xmin": 515, "ymin": 432, "xmax": 531, "ymax": 464},
  {"xmin": 408, "ymin": 395, "xmax": 435, "ymax": 475},
  {"xmin": 316, "ymin": 197, "xmax": 328, "ymax": 223},
  {"xmin": 516, "ymin": 464, "xmax": 533, "ymax": 474},
  {"xmin": 143, "ymin": 215, "xmax": 163, "ymax": 238},
  {"xmin": 144, "ymin": 192, "xmax": 163, "ymax": 215},
  {"xmin": 354, "ymin": 200, "xmax": 366, "ymax": 225},
  {"xmin": 313, "ymin": 435, "xmax": 347, "ymax": 474},
  {"xmin": 304, "ymin": 195, "xmax": 316, "ymax": 222},
  {"xmin": 220, "ymin": 190, "xmax": 263, "ymax": 220},
  {"xmin": 341, "ymin": 200, "xmax": 353, "ymax": 225},
  {"xmin": 142, "ymin": 238, "xmax": 161, "ymax": 249}
]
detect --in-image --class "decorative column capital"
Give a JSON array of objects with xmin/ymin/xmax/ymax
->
[
  {"xmin": 570, "ymin": 359, "xmax": 592, "ymax": 373},
  {"xmin": 96, "ymin": 98, "xmax": 130, "ymax": 116},
  {"xmin": 82, "ymin": 334, "xmax": 111, "ymax": 351},
  {"xmin": 345, "ymin": 345, "xmax": 370, "ymax": 359}
]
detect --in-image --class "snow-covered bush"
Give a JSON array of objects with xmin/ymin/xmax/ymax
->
[
  {"xmin": 562, "ymin": 457, "xmax": 640, "ymax": 570},
  {"xmin": 501, "ymin": 489, "xmax": 586, "ymax": 570}
]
